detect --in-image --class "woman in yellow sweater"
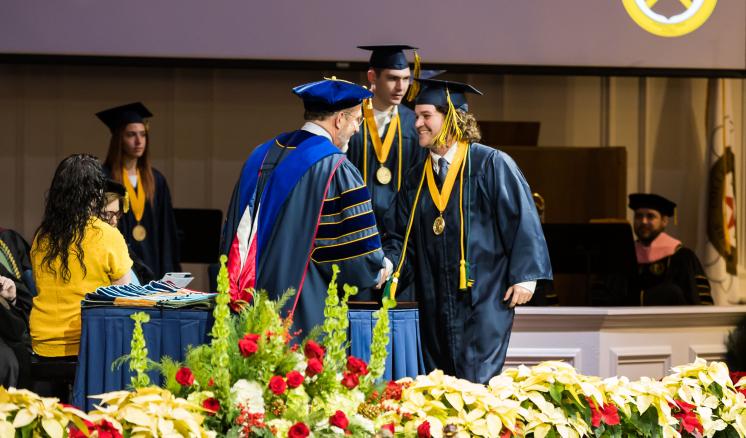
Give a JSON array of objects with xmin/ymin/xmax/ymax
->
[{"xmin": 30, "ymin": 154, "xmax": 132, "ymax": 358}]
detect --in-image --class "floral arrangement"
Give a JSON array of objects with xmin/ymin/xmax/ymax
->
[
  {"xmin": 376, "ymin": 360, "xmax": 746, "ymax": 438},
  {"xmin": 0, "ymin": 386, "xmax": 88, "ymax": 438}
]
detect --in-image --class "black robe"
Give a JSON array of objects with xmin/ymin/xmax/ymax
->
[
  {"xmin": 347, "ymin": 105, "xmax": 425, "ymax": 301},
  {"xmin": 637, "ymin": 246, "xmax": 713, "ymax": 305},
  {"xmin": 104, "ymin": 167, "xmax": 181, "ymax": 279},
  {"xmin": 0, "ymin": 228, "xmax": 33, "ymax": 388},
  {"xmin": 383, "ymin": 143, "xmax": 552, "ymax": 384}
]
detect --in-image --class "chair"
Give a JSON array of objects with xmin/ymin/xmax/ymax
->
[{"xmin": 29, "ymin": 355, "xmax": 78, "ymax": 404}]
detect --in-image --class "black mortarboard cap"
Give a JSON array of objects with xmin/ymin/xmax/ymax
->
[
  {"xmin": 96, "ymin": 102, "xmax": 153, "ymax": 133},
  {"xmin": 628, "ymin": 193, "xmax": 677, "ymax": 217},
  {"xmin": 358, "ymin": 45, "xmax": 418, "ymax": 70},
  {"xmin": 414, "ymin": 78, "xmax": 483, "ymax": 111},
  {"xmin": 105, "ymin": 178, "xmax": 126, "ymax": 197}
]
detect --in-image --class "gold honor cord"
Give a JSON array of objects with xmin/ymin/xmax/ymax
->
[
  {"xmin": 362, "ymin": 100, "xmax": 403, "ymax": 188},
  {"xmin": 388, "ymin": 142, "xmax": 472, "ymax": 299},
  {"xmin": 424, "ymin": 142, "xmax": 468, "ymax": 235},
  {"xmin": 122, "ymin": 167, "xmax": 147, "ymax": 241}
]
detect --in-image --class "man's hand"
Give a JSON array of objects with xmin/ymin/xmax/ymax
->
[
  {"xmin": 0, "ymin": 276, "xmax": 17, "ymax": 304},
  {"xmin": 375, "ymin": 258, "xmax": 393, "ymax": 289},
  {"xmin": 503, "ymin": 283, "xmax": 533, "ymax": 307}
]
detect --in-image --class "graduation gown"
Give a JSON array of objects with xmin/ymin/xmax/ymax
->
[
  {"xmin": 347, "ymin": 105, "xmax": 425, "ymax": 301},
  {"xmin": 104, "ymin": 167, "xmax": 181, "ymax": 279},
  {"xmin": 383, "ymin": 143, "xmax": 552, "ymax": 384},
  {"xmin": 638, "ymin": 246, "xmax": 713, "ymax": 305},
  {"xmin": 0, "ymin": 228, "xmax": 33, "ymax": 388},
  {"xmin": 222, "ymin": 130, "xmax": 385, "ymax": 338}
]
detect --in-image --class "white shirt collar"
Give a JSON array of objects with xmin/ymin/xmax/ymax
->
[
  {"xmin": 372, "ymin": 105, "xmax": 398, "ymax": 137},
  {"xmin": 430, "ymin": 141, "xmax": 459, "ymax": 171},
  {"xmin": 301, "ymin": 121, "xmax": 333, "ymax": 142}
]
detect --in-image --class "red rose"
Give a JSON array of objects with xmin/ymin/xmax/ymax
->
[
  {"xmin": 286, "ymin": 370, "xmax": 305, "ymax": 388},
  {"xmin": 304, "ymin": 340, "xmax": 325, "ymax": 360},
  {"xmin": 306, "ymin": 358, "xmax": 323, "ymax": 376},
  {"xmin": 244, "ymin": 333, "xmax": 261, "ymax": 343},
  {"xmin": 382, "ymin": 423, "xmax": 395, "ymax": 434},
  {"xmin": 238, "ymin": 338, "xmax": 258, "ymax": 357},
  {"xmin": 288, "ymin": 422, "xmax": 310, "ymax": 438},
  {"xmin": 175, "ymin": 367, "xmax": 195, "ymax": 386},
  {"xmin": 346, "ymin": 356, "xmax": 369, "ymax": 375},
  {"xmin": 269, "ymin": 375, "xmax": 287, "ymax": 395},
  {"xmin": 329, "ymin": 410, "xmax": 349, "ymax": 430},
  {"xmin": 202, "ymin": 397, "xmax": 220, "ymax": 415},
  {"xmin": 341, "ymin": 372, "xmax": 359, "ymax": 389},
  {"xmin": 417, "ymin": 420, "xmax": 431, "ymax": 438}
]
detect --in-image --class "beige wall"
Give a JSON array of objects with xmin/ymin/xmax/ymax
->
[{"xmin": 1, "ymin": 64, "xmax": 744, "ymax": 295}]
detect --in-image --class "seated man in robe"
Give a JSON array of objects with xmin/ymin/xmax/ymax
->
[{"xmin": 629, "ymin": 193, "xmax": 713, "ymax": 305}]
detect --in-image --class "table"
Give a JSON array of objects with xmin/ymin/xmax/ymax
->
[
  {"xmin": 72, "ymin": 306, "xmax": 213, "ymax": 411},
  {"xmin": 71, "ymin": 305, "xmax": 424, "ymax": 411}
]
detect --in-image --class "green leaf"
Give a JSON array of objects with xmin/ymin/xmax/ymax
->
[{"xmin": 549, "ymin": 382, "xmax": 563, "ymax": 404}]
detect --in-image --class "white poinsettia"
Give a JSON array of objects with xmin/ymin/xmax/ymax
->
[{"xmin": 0, "ymin": 386, "xmax": 88, "ymax": 438}]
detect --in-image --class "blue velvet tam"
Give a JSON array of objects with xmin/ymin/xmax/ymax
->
[
  {"xmin": 358, "ymin": 44, "xmax": 418, "ymax": 70},
  {"xmin": 292, "ymin": 77, "xmax": 373, "ymax": 112},
  {"xmin": 414, "ymin": 78, "xmax": 483, "ymax": 112},
  {"xmin": 96, "ymin": 102, "xmax": 152, "ymax": 133}
]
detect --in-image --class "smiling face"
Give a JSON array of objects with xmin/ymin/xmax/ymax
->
[{"xmin": 414, "ymin": 104, "xmax": 445, "ymax": 148}]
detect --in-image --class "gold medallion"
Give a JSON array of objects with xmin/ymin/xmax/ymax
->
[
  {"xmin": 433, "ymin": 215, "xmax": 445, "ymax": 235},
  {"xmin": 132, "ymin": 224, "xmax": 147, "ymax": 241},
  {"xmin": 376, "ymin": 166, "xmax": 392, "ymax": 185}
]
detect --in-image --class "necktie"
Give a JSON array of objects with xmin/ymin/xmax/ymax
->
[{"xmin": 437, "ymin": 157, "xmax": 449, "ymax": 185}]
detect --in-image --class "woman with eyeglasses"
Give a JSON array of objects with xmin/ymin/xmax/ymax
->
[
  {"xmin": 101, "ymin": 179, "xmax": 155, "ymax": 285},
  {"xmin": 30, "ymin": 154, "xmax": 132, "ymax": 359}
]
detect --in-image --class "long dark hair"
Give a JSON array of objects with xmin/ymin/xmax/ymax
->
[
  {"xmin": 103, "ymin": 125, "xmax": 155, "ymax": 203},
  {"xmin": 34, "ymin": 154, "xmax": 106, "ymax": 282}
]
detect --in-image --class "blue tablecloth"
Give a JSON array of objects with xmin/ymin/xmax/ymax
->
[
  {"xmin": 72, "ymin": 306, "xmax": 423, "ymax": 411},
  {"xmin": 72, "ymin": 306, "xmax": 213, "ymax": 411},
  {"xmin": 348, "ymin": 308, "xmax": 425, "ymax": 380}
]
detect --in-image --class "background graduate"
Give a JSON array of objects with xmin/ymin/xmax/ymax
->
[
  {"xmin": 98, "ymin": 102, "xmax": 181, "ymax": 279},
  {"xmin": 221, "ymin": 78, "xmax": 388, "ymax": 338},
  {"xmin": 346, "ymin": 45, "xmax": 427, "ymax": 301},
  {"xmin": 383, "ymin": 79, "xmax": 552, "ymax": 384}
]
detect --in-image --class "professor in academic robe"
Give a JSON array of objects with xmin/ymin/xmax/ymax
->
[
  {"xmin": 383, "ymin": 79, "xmax": 552, "ymax": 384},
  {"xmin": 222, "ymin": 78, "xmax": 388, "ymax": 338}
]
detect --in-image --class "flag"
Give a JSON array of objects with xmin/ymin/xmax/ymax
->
[{"xmin": 703, "ymin": 78, "xmax": 741, "ymax": 304}]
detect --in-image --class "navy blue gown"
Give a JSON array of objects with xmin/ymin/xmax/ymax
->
[{"xmin": 383, "ymin": 143, "xmax": 552, "ymax": 383}]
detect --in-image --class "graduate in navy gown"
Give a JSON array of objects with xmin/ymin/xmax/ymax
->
[
  {"xmin": 222, "ymin": 78, "xmax": 388, "ymax": 338},
  {"xmin": 98, "ymin": 103, "xmax": 181, "ymax": 279},
  {"xmin": 346, "ymin": 45, "xmax": 427, "ymax": 301},
  {"xmin": 383, "ymin": 79, "xmax": 552, "ymax": 384}
]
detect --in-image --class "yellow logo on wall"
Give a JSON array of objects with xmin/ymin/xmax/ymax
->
[{"xmin": 622, "ymin": 0, "xmax": 717, "ymax": 37}]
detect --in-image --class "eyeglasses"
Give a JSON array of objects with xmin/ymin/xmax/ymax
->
[
  {"xmin": 101, "ymin": 210, "xmax": 123, "ymax": 224},
  {"xmin": 342, "ymin": 112, "xmax": 364, "ymax": 127}
]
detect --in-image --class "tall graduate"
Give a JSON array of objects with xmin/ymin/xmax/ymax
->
[
  {"xmin": 98, "ymin": 103, "xmax": 181, "ymax": 279},
  {"xmin": 347, "ymin": 45, "xmax": 428, "ymax": 301},
  {"xmin": 383, "ymin": 79, "xmax": 552, "ymax": 384},
  {"xmin": 221, "ymin": 78, "xmax": 388, "ymax": 338}
]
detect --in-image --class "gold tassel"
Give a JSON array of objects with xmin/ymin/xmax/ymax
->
[
  {"xmin": 123, "ymin": 192, "xmax": 130, "ymax": 213},
  {"xmin": 459, "ymin": 259, "xmax": 467, "ymax": 290},
  {"xmin": 405, "ymin": 51, "xmax": 422, "ymax": 102},
  {"xmin": 432, "ymin": 88, "xmax": 463, "ymax": 147}
]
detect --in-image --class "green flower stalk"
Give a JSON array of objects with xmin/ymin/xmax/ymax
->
[
  {"xmin": 360, "ymin": 295, "xmax": 395, "ymax": 392},
  {"xmin": 129, "ymin": 312, "xmax": 151, "ymax": 388},
  {"xmin": 210, "ymin": 255, "xmax": 232, "ymax": 402},
  {"xmin": 320, "ymin": 265, "xmax": 353, "ymax": 380}
]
